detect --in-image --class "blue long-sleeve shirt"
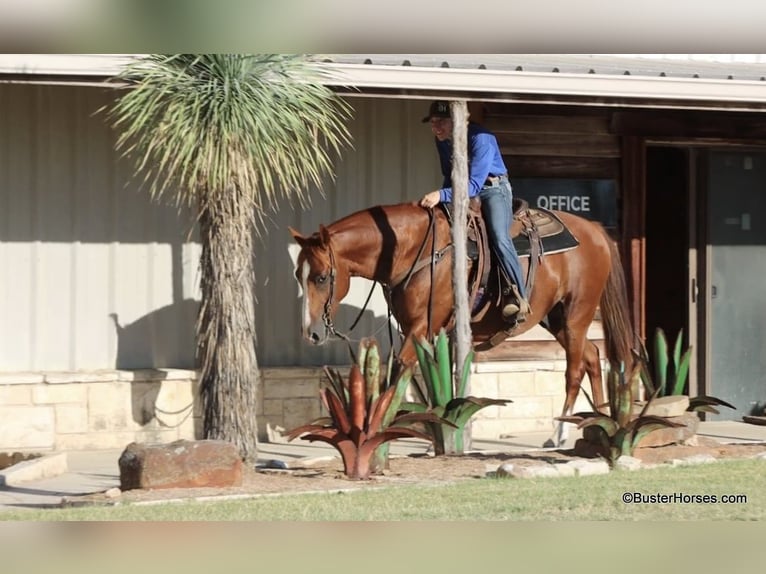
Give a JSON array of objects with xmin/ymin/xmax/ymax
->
[{"xmin": 436, "ymin": 122, "xmax": 508, "ymax": 203}]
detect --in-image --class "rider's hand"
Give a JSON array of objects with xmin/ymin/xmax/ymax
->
[{"xmin": 419, "ymin": 191, "xmax": 441, "ymax": 209}]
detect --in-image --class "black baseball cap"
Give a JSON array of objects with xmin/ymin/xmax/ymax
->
[{"xmin": 421, "ymin": 100, "xmax": 450, "ymax": 123}]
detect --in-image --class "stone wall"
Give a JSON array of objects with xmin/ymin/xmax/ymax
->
[
  {"xmin": 0, "ymin": 370, "xmax": 201, "ymax": 452},
  {"xmin": 0, "ymin": 361, "xmax": 592, "ymax": 452}
]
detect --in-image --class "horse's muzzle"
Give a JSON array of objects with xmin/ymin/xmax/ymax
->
[{"xmin": 303, "ymin": 323, "xmax": 329, "ymax": 345}]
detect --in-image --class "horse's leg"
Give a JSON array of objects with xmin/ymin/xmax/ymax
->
[
  {"xmin": 582, "ymin": 340, "xmax": 605, "ymax": 412},
  {"xmin": 542, "ymin": 303, "xmax": 593, "ymax": 448}
]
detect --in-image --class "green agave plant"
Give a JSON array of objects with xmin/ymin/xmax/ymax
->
[
  {"xmin": 284, "ymin": 338, "xmax": 447, "ymax": 480},
  {"xmin": 558, "ymin": 362, "xmax": 684, "ymax": 466},
  {"xmin": 636, "ymin": 327, "xmax": 735, "ymax": 414},
  {"xmin": 403, "ymin": 328, "xmax": 511, "ymax": 455}
]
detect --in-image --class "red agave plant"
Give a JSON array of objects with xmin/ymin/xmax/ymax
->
[{"xmin": 285, "ymin": 339, "xmax": 447, "ymax": 480}]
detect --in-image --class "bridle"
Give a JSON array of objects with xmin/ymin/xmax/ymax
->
[
  {"xmin": 308, "ymin": 210, "xmax": 451, "ymax": 358},
  {"xmin": 315, "ymin": 243, "xmax": 394, "ymax": 358}
]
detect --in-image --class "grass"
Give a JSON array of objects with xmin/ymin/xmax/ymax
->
[{"xmin": 1, "ymin": 458, "xmax": 764, "ymax": 521}]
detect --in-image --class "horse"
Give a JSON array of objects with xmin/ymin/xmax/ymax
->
[{"xmin": 289, "ymin": 201, "xmax": 635, "ymax": 446}]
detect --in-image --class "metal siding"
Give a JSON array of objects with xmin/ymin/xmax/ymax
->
[
  {"xmin": 0, "ymin": 88, "xmax": 538, "ymax": 371},
  {"xmin": 254, "ymin": 97, "xmax": 441, "ymax": 366},
  {"xmin": 0, "ymin": 84, "xmax": 200, "ymax": 371}
]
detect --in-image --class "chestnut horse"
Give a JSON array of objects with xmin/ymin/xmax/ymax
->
[{"xmin": 289, "ymin": 202, "xmax": 635, "ymax": 446}]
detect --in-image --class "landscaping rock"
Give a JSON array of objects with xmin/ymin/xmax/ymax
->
[
  {"xmin": 668, "ymin": 454, "xmax": 718, "ymax": 467},
  {"xmin": 494, "ymin": 463, "xmax": 559, "ymax": 479},
  {"xmin": 119, "ymin": 440, "xmax": 243, "ymax": 490},
  {"xmin": 632, "ymin": 395, "xmax": 690, "ymax": 417},
  {"xmin": 565, "ymin": 459, "xmax": 610, "ymax": 476},
  {"xmin": 636, "ymin": 411, "xmax": 699, "ymax": 448},
  {"xmin": 511, "ymin": 464, "xmax": 560, "ymax": 479},
  {"xmin": 0, "ymin": 452, "xmax": 67, "ymax": 486},
  {"xmin": 495, "ymin": 463, "xmax": 515, "ymax": 477},
  {"xmin": 614, "ymin": 455, "xmax": 642, "ymax": 471}
]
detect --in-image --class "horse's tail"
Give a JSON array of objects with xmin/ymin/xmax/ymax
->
[{"xmin": 599, "ymin": 233, "xmax": 637, "ymax": 371}]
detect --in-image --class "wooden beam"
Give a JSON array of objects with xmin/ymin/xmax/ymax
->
[
  {"xmin": 621, "ymin": 136, "xmax": 646, "ymax": 339},
  {"xmin": 505, "ymin": 155, "xmax": 620, "ymax": 178},
  {"xmin": 612, "ymin": 111, "xmax": 766, "ymax": 140},
  {"xmin": 487, "ymin": 114, "xmax": 612, "ymax": 135},
  {"xmin": 497, "ymin": 133, "xmax": 620, "ymax": 158}
]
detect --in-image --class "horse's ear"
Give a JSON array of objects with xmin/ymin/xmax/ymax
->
[
  {"xmin": 319, "ymin": 225, "xmax": 332, "ymax": 248},
  {"xmin": 288, "ymin": 226, "xmax": 309, "ymax": 248}
]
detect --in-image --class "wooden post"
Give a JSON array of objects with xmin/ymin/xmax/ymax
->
[{"xmin": 450, "ymin": 99, "xmax": 472, "ymax": 452}]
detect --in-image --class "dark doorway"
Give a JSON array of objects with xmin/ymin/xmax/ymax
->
[{"xmin": 645, "ymin": 147, "xmax": 689, "ymax": 356}]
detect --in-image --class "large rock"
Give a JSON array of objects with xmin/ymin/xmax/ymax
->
[
  {"xmin": 119, "ymin": 440, "xmax": 243, "ymax": 490},
  {"xmin": 632, "ymin": 395, "xmax": 690, "ymax": 417},
  {"xmin": 576, "ymin": 410, "xmax": 700, "ymax": 454},
  {"xmin": 635, "ymin": 411, "xmax": 699, "ymax": 448}
]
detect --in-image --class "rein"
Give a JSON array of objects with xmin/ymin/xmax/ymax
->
[
  {"xmin": 321, "ymin": 243, "xmax": 396, "ymax": 357},
  {"xmin": 317, "ymin": 208, "xmax": 452, "ymax": 355}
]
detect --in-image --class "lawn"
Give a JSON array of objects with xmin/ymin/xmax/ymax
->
[{"xmin": 1, "ymin": 458, "xmax": 764, "ymax": 521}]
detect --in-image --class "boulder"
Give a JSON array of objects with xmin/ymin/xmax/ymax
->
[
  {"xmin": 635, "ymin": 411, "xmax": 699, "ymax": 448},
  {"xmin": 119, "ymin": 440, "xmax": 243, "ymax": 490},
  {"xmin": 632, "ymin": 395, "xmax": 690, "ymax": 418}
]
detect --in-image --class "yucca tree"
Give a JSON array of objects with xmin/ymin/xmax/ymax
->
[{"xmin": 108, "ymin": 54, "xmax": 351, "ymax": 461}]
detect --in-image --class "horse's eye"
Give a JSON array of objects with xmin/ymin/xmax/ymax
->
[{"xmin": 315, "ymin": 274, "xmax": 328, "ymax": 285}]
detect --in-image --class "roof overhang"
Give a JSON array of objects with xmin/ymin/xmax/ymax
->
[
  {"xmin": 320, "ymin": 62, "xmax": 766, "ymax": 111},
  {"xmin": 2, "ymin": 54, "xmax": 766, "ymax": 111}
]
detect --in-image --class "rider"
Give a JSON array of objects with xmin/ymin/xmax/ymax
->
[{"xmin": 419, "ymin": 100, "xmax": 530, "ymax": 323}]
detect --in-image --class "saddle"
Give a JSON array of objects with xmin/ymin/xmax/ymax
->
[{"xmin": 440, "ymin": 197, "xmax": 579, "ymax": 322}]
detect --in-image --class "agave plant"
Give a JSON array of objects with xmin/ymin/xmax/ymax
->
[
  {"xmin": 403, "ymin": 328, "xmax": 511, "ymax": 455},
  {"xmin": 284, "ymin": 338, "xmax": 447, "ymax": 480},
  {"xmin": 636, "ymin": 327, "xmax": 735, "ymax": 414},
  {"xmin": 558, "ymin": 362, "xmax": 684, "ymax": 466}
]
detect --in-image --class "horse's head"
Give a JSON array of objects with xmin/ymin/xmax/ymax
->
[{"xmin": 289, "ymin": 224, "xmax": 352, "ymax": 346}]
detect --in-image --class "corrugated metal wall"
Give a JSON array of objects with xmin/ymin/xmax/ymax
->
[
  {"xmin": 0, "ymin": 85, "xmax": 443, "ymax": 371},
  {"xmin": 0, "ymin": 84, "xmax": 201, "ymax": 371},
  {"xmin": 254, "ymin": 97, "xmax": 442, "ymax": 366}
]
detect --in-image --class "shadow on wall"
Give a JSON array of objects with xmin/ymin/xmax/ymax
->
[
  {"xmin": 110, "ymin": 299, "xmax": 199, "ymax": 428},
  {"xmin": 110, "ymin": 298, "xmax": 199, "ymax": 370}
]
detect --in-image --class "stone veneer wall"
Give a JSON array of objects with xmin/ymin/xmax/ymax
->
[
  {"xmin": 1, "ymin": 361, "xmax": 593, "ymax": 453},
  {"xmin": 0, "ymin": 369, "xmax": 201, "ymax": 452}
]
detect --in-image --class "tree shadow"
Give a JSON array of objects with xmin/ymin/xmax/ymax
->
[{"xmin": 110, "ymin": 299, "xmax": 199, "ymax": 426}]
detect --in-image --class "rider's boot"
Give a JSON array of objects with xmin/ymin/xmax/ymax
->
[{"xmin": 502, "ymin": 284, "xmax": 531, "ymax": 324}]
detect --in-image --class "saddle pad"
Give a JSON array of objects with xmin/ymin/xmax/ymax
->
[{"xmin": 512, "ymin": 208, "xmax": 579, "ymax": 257}]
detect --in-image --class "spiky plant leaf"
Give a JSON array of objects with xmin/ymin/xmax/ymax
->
[
  {"xmin": 457, "ymin": 349, "xmax": 475, "ymax": 399},
  {"xmin": 413, "ymin": 338, "xmax": 434, "ymax": 404},
  {"xmin": 347, "ymin": 364, "xmax": 367, "ymax": 434},
  {"xmin": 322, "ymin": 388, "xmax": 352, "ymax": 436},
  {"xmin": 653, "ymin": 328, "xmax": 669, "ymax": 395},
  {"xmin": 670, "ymin": 347, "xmax": 692, "ymax": 396},
  {"xmin": 398, "ymin": 401, "xmax": 429, "ymax": 413},
  {"xmin": 688, "ymin": 396, "xmax": 736, "ymax": 412},
  {"xmin": 361, "ymin": 338, "xmax": 382, "ymax": 402},
  {"xmin": 672, "ymin": 328, "xmax": 684, "ymax": 378},
  {"xmin": 322, "ymin": 366, "xmax": 348, "ymax": 410},
  {"xmin": 435, "ymin": 329, "xmax": 453, "ymax": 402},
  {"xmin": 423, "ymin": 348, "xmax": 446, "ymax": 406},
  {"xmin": 575, "ymin": 415, "xmax": 620, "ymax": 437},
  {"xmin": 444, "ymin": 397, "xmax": 512, "ymax": 429}
]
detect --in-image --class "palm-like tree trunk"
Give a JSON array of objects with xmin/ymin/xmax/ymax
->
[
  {"xmin": 197, "ymin": 185, "xmax": 259, "ymax": 461},
  {"xmin": 109, "ymin": 54, "xmax": 351, "ymax": 464}
]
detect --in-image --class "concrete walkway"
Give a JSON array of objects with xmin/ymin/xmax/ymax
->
[{"xmin": 1, "ymin": 420, "xmax": 765, "ymax": 511}]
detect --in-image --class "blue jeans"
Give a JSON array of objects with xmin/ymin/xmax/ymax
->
[{"xmin": 478, "ymin": 178, "xmax": 526, "ymax": 299}]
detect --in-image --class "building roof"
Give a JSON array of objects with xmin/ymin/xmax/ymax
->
[
  {"xmin": 324, "ymin": 54, "xmax": 766, "ymax": 81},
  {"xmin": 2, "ymin": 54, "xmax": 766, "ymax": 109}
]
